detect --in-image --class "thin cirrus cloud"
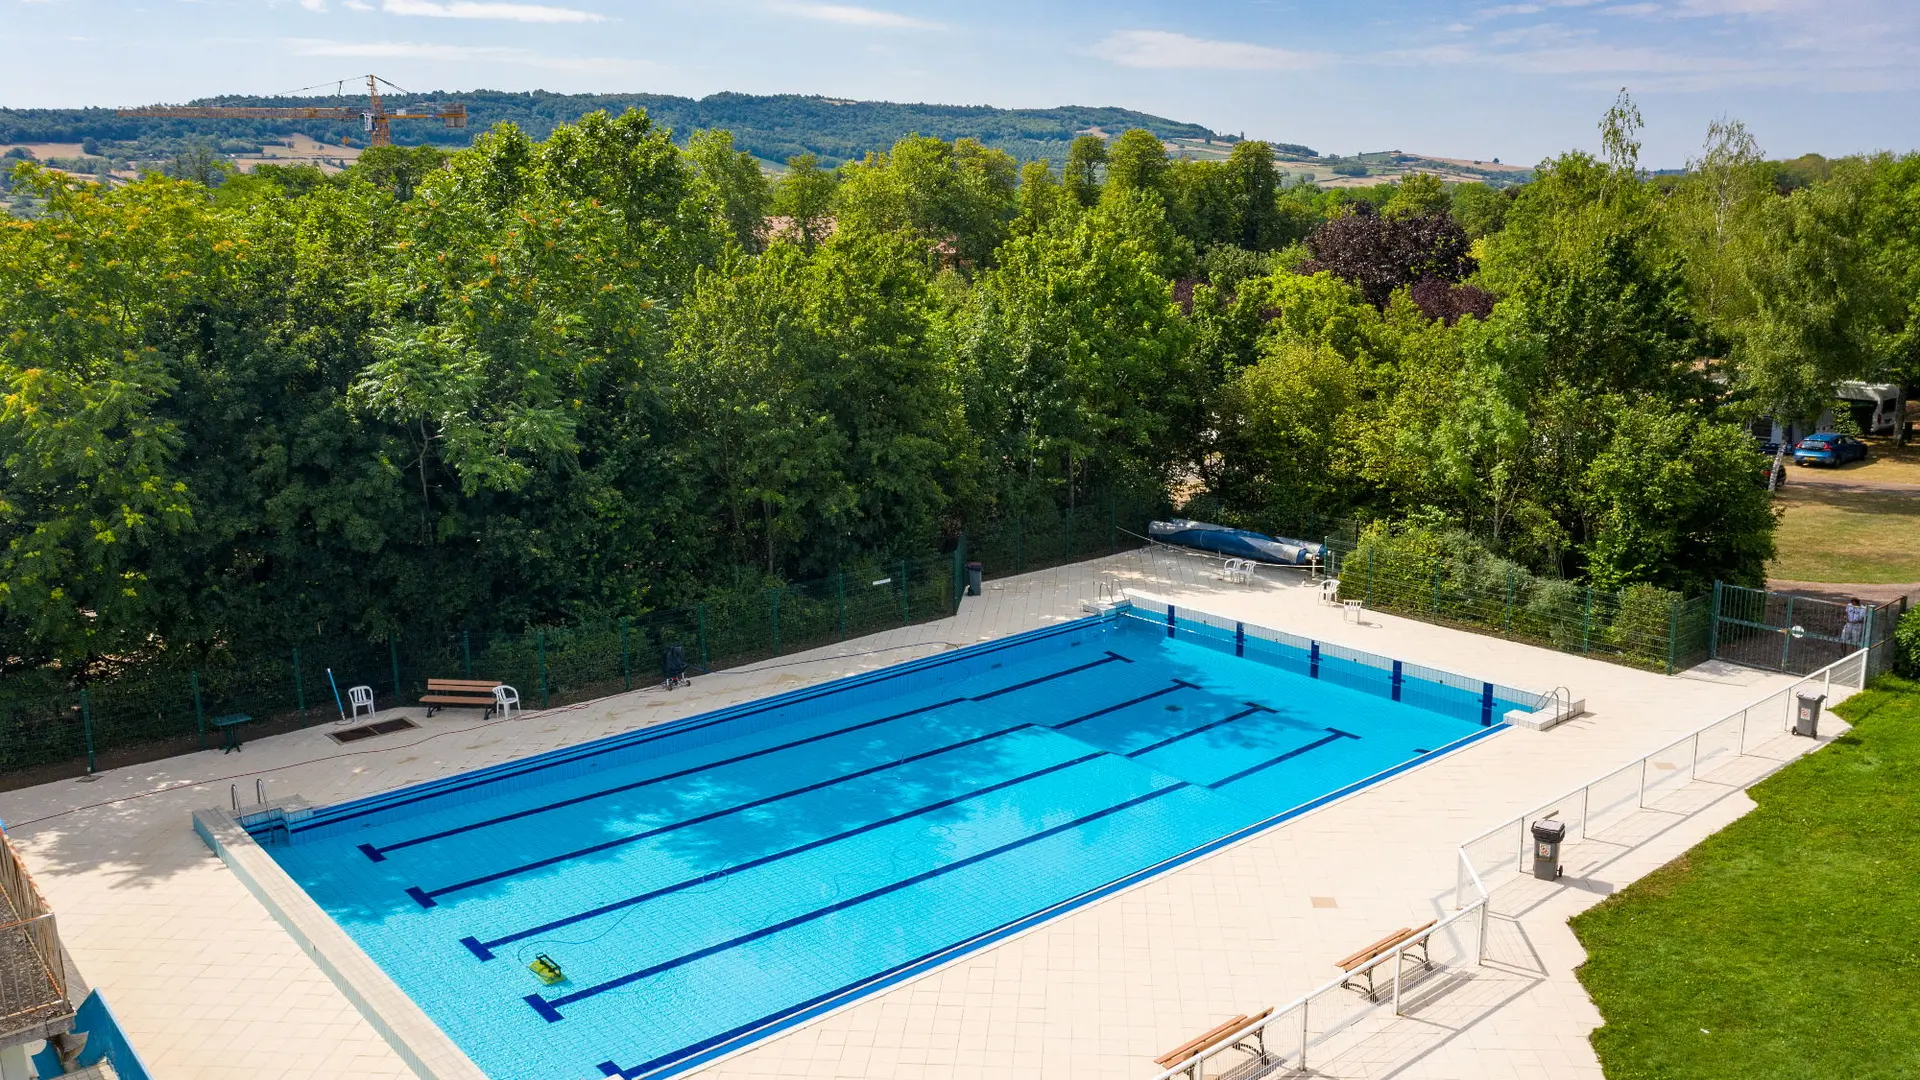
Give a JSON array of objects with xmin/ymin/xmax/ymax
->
[
  {"xmin": 377, "ymin": 0, "xmax": 607, "ymax": 22},
  {"xmin": 764, "ymin": 3, "xmax": 946, "ymax": 31},
  {"xmin": 283, "ymin": 37, "xmax": 634, "ymax": 69},
  {"xmin": 1090, "ymin": 29, "xmax": 1331, "ymax": 71}
]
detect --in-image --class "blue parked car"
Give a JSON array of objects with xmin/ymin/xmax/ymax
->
[{"xmin": 1792, "ymin": 433, "xmax": 1869, "ymax": 467}]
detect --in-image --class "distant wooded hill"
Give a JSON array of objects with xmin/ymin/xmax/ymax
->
[{"xmin": 0, "ymin": 90, "xmax": 1316, "ymax": 168}]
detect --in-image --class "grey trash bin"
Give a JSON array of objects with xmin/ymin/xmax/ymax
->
[
  {"xmin": 965, "ymin": 562, "xmax": 983, "ymax": 597},
  {"xmin": 1794, "ymin": 693, "xmax": 1825, "ymax": 738},
  {"xmin": 1530, "ymin": 819, "xmax": 1566, "ymax": 881}
]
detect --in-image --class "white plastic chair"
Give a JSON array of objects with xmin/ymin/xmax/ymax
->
[
  {"xmin": 492, "ymin": 684, "xmax": 521, "ymax": 719},
  {"xmin": 347, "ymin": 685, "xmax": 376, "ymax": 718},
  {"xmin": 1320, "ymin": 577, "xmax": 1342, "ymax": 605}
]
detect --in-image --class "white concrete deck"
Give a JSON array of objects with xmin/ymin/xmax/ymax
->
[{"xmin": 0, "ymin": 548, "xmax": 1808, "ymax": 1080}]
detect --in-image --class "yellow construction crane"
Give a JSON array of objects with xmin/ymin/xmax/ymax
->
[{"xmin": 118, "ymin": 75, "xmax": 466, "ymax": 148}]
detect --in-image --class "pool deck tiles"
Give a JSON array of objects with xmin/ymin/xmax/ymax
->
[{"xmin": 0, "ymin": 548, "xmax": 1814, "ymax": 1079}]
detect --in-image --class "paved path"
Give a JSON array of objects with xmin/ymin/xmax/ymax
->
[
  {"xmin": 0, "ymin": 548, "xmax": 1811, "ymax": 1080},
  {"xmin": 1765, "ymin": 579, "xmax": 1918, "ymax": 606}
]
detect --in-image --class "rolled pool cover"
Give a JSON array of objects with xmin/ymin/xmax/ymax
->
[{"xmin": 1148, "ymin": 519, "xmax": 1327, "ymax": 566}]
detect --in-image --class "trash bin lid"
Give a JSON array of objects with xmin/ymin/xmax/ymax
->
[
  {"xmin": 1531, "ymin": 819, "xmax": 1567, "ymax": 842},
  {"xmin": 966, "ymin": 561, "xmax": 983, "ymax": 570},
  {"xmin": 1796, "ymin": 692, "xmax": 1826, "ymax": 706}
]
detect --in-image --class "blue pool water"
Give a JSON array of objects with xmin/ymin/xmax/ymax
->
[{"xmin": 265, "ymin": 608, "xmax": 1524, "ymax": 1080}]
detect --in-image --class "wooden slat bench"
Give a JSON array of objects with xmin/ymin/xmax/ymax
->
[
  {"xmin": 1153, "ymin": 1007, "xmax": 1273, "ymax": 1078},
  {"xmin": 421, "ymin": 678, "xmax": 504, "ymax": 718},
  {"xmin": 1336, "ymin": 920, "xmax": 1436, "ymax": 1000}
]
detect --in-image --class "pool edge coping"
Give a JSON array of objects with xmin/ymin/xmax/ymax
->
[{"xmin": 192, "ymin": 805, "xmax": 489, "ymax": 1080}]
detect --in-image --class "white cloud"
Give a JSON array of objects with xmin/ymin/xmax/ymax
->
[
  {"xmin": 284, "ymin": 37, "xmax": 634, "ymax": 69},
  {"xmin": 379, "ymin": 0, "xmax": 606, "ymax": 23},
  {"xmin": 300, "ymin": 0, "xmax": 328, "ymax": 11},
  {"xmin": 766, "ymin": 3, "xmax": 944, "ymax": 30},
  {"xmin": 1090, "ymin": 30, "xmax": 1331, "ymax": 71}
]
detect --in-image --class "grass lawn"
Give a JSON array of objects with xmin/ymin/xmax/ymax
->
[
  {"xmin": 1571, "ymin": 678, "xmax": 1920, "ymax": 1080},
  {"xmin": 1767, "ymin": 487, "xmax": 1920, "ymax": 583}
]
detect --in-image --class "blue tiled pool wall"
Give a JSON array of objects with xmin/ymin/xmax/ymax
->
[
  {"xmin": 1114, "ymin": 602, "xmax": 1540, "ymax": 727},
  {"xmin": 277, "ymin": 616, "xmax": 1115, "ymax": 845}
]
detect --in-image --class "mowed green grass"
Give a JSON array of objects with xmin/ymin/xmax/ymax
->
[
  {"xmin": 1768, "ymin": 487, "xmax": 1920, "ymax": 583},
  {"xmin": 1570, "ymin": 678, "xmax": 1920, "ymax": 1080}
]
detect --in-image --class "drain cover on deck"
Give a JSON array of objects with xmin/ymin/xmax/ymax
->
[{"xmin": 329, "ymin": 718, "xmax": 419, "ymax": 744}]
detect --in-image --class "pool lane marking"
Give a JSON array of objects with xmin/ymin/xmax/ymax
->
[
  {"xmin": 361, "ymin": 696, "xmax": 969, "ymax": 862},
  {"xmin": 522, "ymin": 782, "xmax": 1184, "ymax": 1023},
  {"xmin": 1206, "ymin": 728, "xmax": 1361, "ymax": 790},
  {"xmin": 458, "ymin": 748, "xmax": 1110, "ymax": 960},
  {"xmin": 407, "ymin": 715, "xmax": 1039, "ymax": 908},
  {"xmin": 1123, "ymin": 703, "xmax": 1276, "ymax": 759},
  {"xmin": 1049, "ymin": 680, "xmax": 1198, "ymax": 731},
  {"xmin": 968, "ymin": 651, "xmax": 1129, "ymax": 701},
  {"xmin": 368, "ymin": 652, "xmax": 1130, "ymax": 862},
  {"xmin": 297, "ymin": 618, "xmax": 1102, "ymax": 835}
]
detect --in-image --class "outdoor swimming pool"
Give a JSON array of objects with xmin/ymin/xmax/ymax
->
[{"xmin": 259, "ymin": 603, "xmax": 1533, "ymax": 1080}]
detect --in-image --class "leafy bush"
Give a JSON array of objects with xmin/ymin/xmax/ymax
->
[{"xmin": 1895, "ymin": 605, "xmax": 1920, "ymax": 677}]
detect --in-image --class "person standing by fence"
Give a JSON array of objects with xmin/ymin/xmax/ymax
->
[{"xmin": 1842, "ymin": 598, "xmax": 1867, "ymax": 646}]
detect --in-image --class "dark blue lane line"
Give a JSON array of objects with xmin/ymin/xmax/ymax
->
[
  {"xmin": 460, "ymin": 747, "xmax": 1103, "ymax": 961},
  {"xmin": 294, "ymin": 616, "xmax": 1108, "ymax": 835},
  {"xmin": 1049, "ymin": 680, "xmax": 1197, "ymax": 731},
  {"xmin": 524, "ymin": 782, "xmax": 1186, "ymax": 1023},
  {"xmin": 596, "ymin": 723, "xmax": 1510, "ymax": 1080},
  {"xmin": 1123, "ymin": 703, "xmax": 1275, "ymax": 759},
  {"xmin": 969, "ymin": 651, "xmax": 1128, "ymax": 701},
  {"xmin": 1207, "ymin": 728, "xmax": 1360, "ymax": 790},
  {"xmin": 407, "ymin": 714, "xmax": 1045, "ymax": 908},
  {"xmin": 364, "ymin": 697, "xmax": 970, "ymax": 863}
]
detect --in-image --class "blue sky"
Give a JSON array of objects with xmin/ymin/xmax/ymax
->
[{"xmin": 4, "ymin": 0, "xmax": 1917, "ymax": 167}]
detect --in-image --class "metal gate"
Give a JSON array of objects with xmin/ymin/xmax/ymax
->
[{"xmin": 1710, "ymin": 583, "xmax": 1865, "ymax": 675}]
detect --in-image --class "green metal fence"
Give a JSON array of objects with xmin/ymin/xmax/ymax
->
[
  {"xmin": 1325, "ymin": 538, "xmax": 1712, "ymax": 674},
  {"xmin": 0, "ymin": 492, "xmax": 1165, "ymax": 779}
]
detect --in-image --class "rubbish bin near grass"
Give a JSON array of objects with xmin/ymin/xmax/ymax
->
[
  {"xmin": 1531, "ymin": 818, "xmax": 1566, "ymax": 881},
  {"xmin": 1794, "ymin": 692, "xmax": 1825, "ymax": 738},
  {"xmin": 965, "ymin": 561, "xmax": 983, "ymax": 596}
]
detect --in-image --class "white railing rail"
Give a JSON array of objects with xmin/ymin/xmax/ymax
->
[
  {"xmin": 1158, "ymin": 643, "xmax": 1872, "ymax": 1080},
  {"xmin": 1454, "ymin": 646, "xmax": 1870, "ymax": 908},
  {"xmin": 1148, "ymin": 891, "xmax": 1489, "ymax": 1080}
]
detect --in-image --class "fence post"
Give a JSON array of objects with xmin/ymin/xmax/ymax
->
[
  {"xmin": 1367, "ymin": 546, "xmax": 1375, "ymax": 608},
  {"xmin": 1108, "ymin": 495, "xmax": 1117, "ymax": 554},
  {"xmin": 1666, "ymin": 599, "xmax": 1680, "ymax": 675},
  {"xmin": 1015, "ymin": 517, "xmax": 1024, "ymax": 574},
  {"xmin": 80, "ymin": 690, "xmax": 96, "ymax": 775},
  {"xmin": 293, "ymin": 647, "xmax": 306, "ymax": 725},
  {"xmin": 620, "ymin": 616, "xmax": 631, "ymax": 691},
  {"xmin": 1780, "ymin": 595, "xmax": 1796, "ymax": 671},
  {"xmin": 537, "ymin": 630, "xmax": 549, "ymax": 709},
  {"xmin": 1431, "ymin": 562, "xmax": 1442, "ymax": 615},
  {"xmin": 193, "ymin": 671, "xmax": 207, "ymax": 751},
  {"xmin": 836, "ymin": 573, "xmax": 846, "ymax": 640},
  {"xmin": 1582, "ymin": 588, "xmax": 1593, "ymax": 655},
  {"xmin": 389, "ymin": 631, "xmax": 401, "ymax": 697},
  {"xmin": 697, "ymin": 604, "xmax": 708, "ymax": 669},
  {"xmin": 1709, "ymin": 580, "xmax": 1723, "ymax": 660},
  {"xmin": 770, "ymin": 588, "xmax": 782, "ymax": 657},
  {"xmin": 900, "ymin": 559, "xmax": 910, "ymax": 623},
  {"xmin": 1064, "ymin": 507, "xmax": 1074, "ymax": 562},
  {"xmin": 462, "ymin": 630, "xmax": 473, "ymax": 678},
  {"xmin": 1504, "ymin": 569, "xmax": 1515, "ymax": 636}
]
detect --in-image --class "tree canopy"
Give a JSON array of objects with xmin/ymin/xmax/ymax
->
[{"xmin": 7, "ymin": 102, "xmax": 1918, "ymax": 673}]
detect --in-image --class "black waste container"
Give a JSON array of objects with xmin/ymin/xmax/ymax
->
[
  {"xmin": 1794, "ymin": 692, "xmax": 1825, "ymax": 738},
  {"xmin": 966, "ymin": 561, "xmax": 983, "ymax": 597},
  {"xmin": 1531, "ymin": 818, "xmax": 1566, "ymax": 881}
]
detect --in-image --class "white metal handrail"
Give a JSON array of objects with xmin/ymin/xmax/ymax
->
[
  {"xmin": 1148, "ymin": 893, "xmax": 1490, "ymax": 1080},
  {"xmin": 1158, "ymin": 645, "xmax": 1869, "ymax": 1080},
  {"xmin": 1454, "ymin": 647, "xmax": 1869, "ymax": 907}
]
